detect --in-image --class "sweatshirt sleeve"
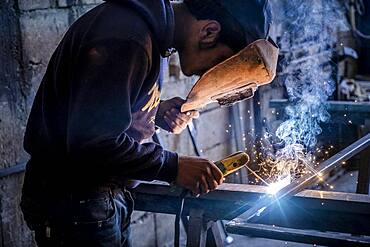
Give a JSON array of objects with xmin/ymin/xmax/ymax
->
[{"xmin": 66, "ymin": 38, "xmax": 178, "ymax": 183}]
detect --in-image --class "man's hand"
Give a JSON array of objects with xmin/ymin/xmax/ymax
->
[
  {"xmin": 176, "ymin": 156, "xmax": 224, "ymax": 196},
  {"xmin": 155, "ymin": 97, "xmax": 199, "ymax": 134}
]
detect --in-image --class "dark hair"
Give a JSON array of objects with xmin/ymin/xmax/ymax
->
[{"xmin": 184, "ymin": 0, "xmax": 247, "ymax": 52}]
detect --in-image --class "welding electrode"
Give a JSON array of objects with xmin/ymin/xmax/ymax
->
[{"xmin": 174, "ymin": 151, "xmax": 250, "ymax": 247}]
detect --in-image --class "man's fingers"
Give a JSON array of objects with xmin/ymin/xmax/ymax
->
[
  {"xmin": 191, "ymin": 181, "xmax": 201, "ymax": 195},
  {"xmin": 167, "ymin": 108, "xmax": 199, "ymax": 122},
  {"xmin": 164, "ymin": 115, "xmax": 186, "ymax": 133},
  {"xmin": 209, "ymin": 162, "xmax": 224, "ymax": 185},
  {"xmin": 165, "ymin": 109, "xmax": 186, "ymax": 123},
  {"xmin": 185, "ymin": 110, "xmax": 200, "ymax": 119},
  {"xmin": 171, "ymin": 97, "xmax": 186, "ymax": 106},
  {"xmin": 199, "ymin": 176, "xmax": 209, "ymax": 194},
  {"xmin": 164, "ymin": 109, "xmax": 196, "ymax": 133},
  {"xmin": 163, "ymin": 115, "xmax": 176, "ymax": 128},
  {"xmin": 206, "ymin": 174, "xmax": 218, "ymax": 191}
]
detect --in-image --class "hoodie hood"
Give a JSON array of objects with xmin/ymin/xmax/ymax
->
[{"xmin": 104, "ymin": 0, "xmax": 175, "ymax": 57}]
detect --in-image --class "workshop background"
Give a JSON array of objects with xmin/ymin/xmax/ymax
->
[{"xmin": 0, "ymin": 0, "xmax": 369, "ymax": 246}]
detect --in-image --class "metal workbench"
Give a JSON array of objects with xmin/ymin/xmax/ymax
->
[{"xmin": 133, "ymin": 182, "xmax": 370, "ymax": 246}]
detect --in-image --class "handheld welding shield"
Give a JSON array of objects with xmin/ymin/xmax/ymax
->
[
  {"xmin": 181, "ymin": 38, "xmax": 279, "ymax": 112},
  {"xmin": 181, "ymin": 0, "xmax": 279, "ymax": 112}
]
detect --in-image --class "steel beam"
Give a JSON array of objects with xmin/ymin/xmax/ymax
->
[
  {"xmin": 270, "ymin": 99, "xmax": 370, "ymax": 124},
  {"xmin": 227, "ymin": 223, "xmax": 370, "ymax": 246},
  {"xmin": 270, "ymin": 99, "xmax": 370, "ymax": 114},
  {"xmin": 133, "ymin": 182, "xmax": 370, "ymax": 235}
]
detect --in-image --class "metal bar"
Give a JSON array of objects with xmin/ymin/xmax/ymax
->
[
  {"xmin": 0, "ymin": 163, "xmax": 26, "ymax": 178},
  {"xmin": 228, "ymin": 133, "xmax": 370, "ymax": 223},
  {"xmin": 230, "ymin": 103, "xmax": 248, "ymax": 184},
  {"xmin": 270, "ymin": 99, "xmax": 370, "ymax": 113},
  {"xmin": 187, "ymin": 122, "xmax": 201, "ymax": 157},
  {"xmin": 356, "ymin": 132, "xmax": 370, "ymax": 194},
  {"xmin": 133, "ymin": 182, "xmax": 370, "ymax": 235},
  {"xmin": 227, "ymin": 223, "xmax": 370, "ymax": 246},
  {"xmin": 357, "ymin": 156, "xmax": 370, "ymax": 194}
]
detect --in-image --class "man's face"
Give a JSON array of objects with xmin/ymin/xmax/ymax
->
[{"xmin": 175, "ymin": 19, "xmax": 235, "ymax": 76}]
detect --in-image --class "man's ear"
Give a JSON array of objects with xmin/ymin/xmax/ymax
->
[{"xmin": 198, "ymin": 20, "xmax": 221, "ymax": 49}]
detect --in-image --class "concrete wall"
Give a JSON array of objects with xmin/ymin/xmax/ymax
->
[{"xmin": 0, "ymin": 1, "xmax": 237, "ymax": 246}]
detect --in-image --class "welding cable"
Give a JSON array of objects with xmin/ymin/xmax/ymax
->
[
  {"xmin": 174, "ymin": 189, "xmax": 188, "ymax": 247},
  {"xmin": 153, "ymin": 131, "xmax": 187, "ymax": 247}
]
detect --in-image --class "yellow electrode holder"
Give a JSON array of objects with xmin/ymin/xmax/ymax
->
[
  {"xmin": 214, "ymin": 151, "xmax": 250, "ymax": 176},
  {"xmin": 169, "ymin": 151, "xmax": 249, "ymax": 194}
]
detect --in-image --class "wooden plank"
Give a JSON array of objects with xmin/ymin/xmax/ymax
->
[{"xmin": 132, "ymin": 183, "xmax": 370, "ymax": 235}]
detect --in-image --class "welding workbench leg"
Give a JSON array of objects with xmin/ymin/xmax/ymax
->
[
  {"xmin": 181, "ymin": 215, "xmax": 189, "ymax": 233},
  {"xmin": 186, "ymin": 209, "xmax": 224, "ymax": 247},
  {"xmin": 356, "ymin": 124, "xmax": 370, "ymax": 194},
  {"xmin": 187, "ymin": 209, "xmax": 207, "ymax": 247},
  {"xmin": 206, "ymin": 221, "xmax": 225, "ymax": 247},
  {"xmin": 356, "ymin": 153, "xmax": 370, "ymax": 194}
]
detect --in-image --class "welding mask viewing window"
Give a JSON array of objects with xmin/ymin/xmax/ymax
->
[{"xmin": 181, "ymin": 0, "xmax": 279, "ymax": 112}]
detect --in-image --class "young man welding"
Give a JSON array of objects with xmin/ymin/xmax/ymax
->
[{"xmin": 21, "ymin": 0, "xmax": 271, "ymax": 246}]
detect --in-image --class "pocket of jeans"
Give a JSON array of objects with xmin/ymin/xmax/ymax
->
[{"xmin": 71, "ymin": 192, "xmax": 116, "ymax": 229}]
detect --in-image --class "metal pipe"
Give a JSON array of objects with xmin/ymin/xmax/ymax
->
[
  {"xmin": 0, "ymin": 163, "xmax": 26, "ymax": 178},
  {"xmin": 227, "ymin": 222, "xmax": 370, "ymax": 246},
  {"xmin": 228, "ymin": 133, "xmax": 370, "ymax": 223},
  {"xmin": 187, "ymin": 122, "xmax": 201, "ymax": 157}
]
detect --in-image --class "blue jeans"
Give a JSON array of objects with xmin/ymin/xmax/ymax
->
[{"xmin": 21, "ymin": 189, "xmax": 134, "ymax": 247}]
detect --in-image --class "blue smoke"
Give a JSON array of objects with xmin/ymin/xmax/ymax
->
[{"xmin": 275, "ymin": 0, "xmax": 348, "ymax": 152}]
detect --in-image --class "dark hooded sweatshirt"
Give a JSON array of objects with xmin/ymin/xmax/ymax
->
[{"xmin": 22, "ymin": 0, "xmax": 178, "ymax": 196}]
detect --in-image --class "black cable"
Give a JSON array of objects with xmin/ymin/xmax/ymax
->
[
  {"xmin": 187, "ymin": 125, "xmax": 201, "ymax": 156},
  {"xmin": 154, "ymin": 131, "xmax": 188, "ymax": 247}
]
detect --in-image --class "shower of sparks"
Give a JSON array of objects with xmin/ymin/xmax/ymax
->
[{"xmin": 245, "ymin": 134, "xmax": 337, "ymax": 191}]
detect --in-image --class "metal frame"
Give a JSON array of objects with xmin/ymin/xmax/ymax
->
[
  {"xmin": 133, "ymin": 182, "xmax": 370, "ymax": 246},
  {"xmin": 134, "ymin": 132, "xmax": 370, "ymax": 246},
  {"xmin": 229, "ymin": 133, "xmax": 370, "ymax": 223},
  {"xmin": 224, "ymin": 133, "xmax": 370, "ymax": 246},
  {"xmin": 227, "ymin": 223, "xmax": 370, "ymax": 246}
]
